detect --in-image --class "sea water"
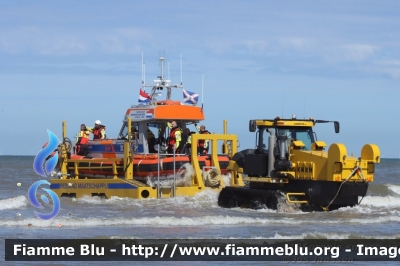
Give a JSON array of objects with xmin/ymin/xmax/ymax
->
[{"xmin": 1, "ymin": 156, "xmax": 399, "ymax": 265}]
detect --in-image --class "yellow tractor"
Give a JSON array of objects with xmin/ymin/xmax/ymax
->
[{"xmin": 218, "ymin": 116, "xmax": 380, "ymax": 211}]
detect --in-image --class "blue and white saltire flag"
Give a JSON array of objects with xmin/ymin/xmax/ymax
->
[
  {"xmin": 138, "ymin": 88, "xmax": 152, "ymax": 104},
  {"xmin": 183, "ymin": 89, "xmax": 199, "ymax": 105}
]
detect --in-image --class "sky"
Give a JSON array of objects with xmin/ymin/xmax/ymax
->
[{"xmin": 0, "ymin": 0, "xmax": 399, "ymax": 158}]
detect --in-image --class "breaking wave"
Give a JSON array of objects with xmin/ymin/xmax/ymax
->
[{"xmin": 0, "ymin": 195, "xmax": 28, "ymax": 210}]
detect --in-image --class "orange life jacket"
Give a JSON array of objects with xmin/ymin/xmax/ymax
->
[
  {"xmin": 79, "ymin": 130, "xmax": 90, "ymax": 145},
  {"xmin": 93, "ymin": 125, "xmax": 106, "ymax": 140}
]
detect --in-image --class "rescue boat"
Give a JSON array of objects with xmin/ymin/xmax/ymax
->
[{"xmin": 55, "ymin": 56, "xmax": 232, "ymax": 190}]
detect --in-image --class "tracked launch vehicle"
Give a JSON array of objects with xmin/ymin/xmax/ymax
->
[{"xmin": 218, "ymin": 117, "xmax": 380, "ymax": 211}]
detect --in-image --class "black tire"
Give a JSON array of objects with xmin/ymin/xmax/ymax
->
[{"xmin": 218, "ymin": 188, "xmax": 238, "ymax": 208}]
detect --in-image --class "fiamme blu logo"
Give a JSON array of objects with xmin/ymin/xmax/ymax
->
[{"xmin": 29, "ymin": 130, "xmax": 61, "ymax": 220}]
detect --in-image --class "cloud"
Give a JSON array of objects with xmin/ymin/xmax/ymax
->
[
  {"xmin": 96, "ymin": 28, "xmax": 152, "ymax": 54},
  {"xmin": 278, "ymin": 37, "xmax": 315, "ymax": 51},
  {"xmin": 384, "ymin": 69, "xmax": 400, "ymax": 79},
  {"xmin": 376, "ymin": 60, "xmax": 400, "ymax": 79},
  {"xmin": 0, "ymin": 26, "xmax": 151, "ymax": 56},
  {"xmin": 241, "ymin": 40, "xmax": 270, "ymax": 53},
  {"xmin": 0, "ymin": 26, "xmax": 88, "ymax": 55},
  {"xmin": 378, "ymin": 60, "xmax": 400, "ymax": 67},
  {"xmin": 320, "ymin": 43, "xmax": 379, "ymax": 65},
  {"xmin": 204, "ymin": 40, "xmax": 233, "ymax": 54},
  {"xmin": 340, "ymin": 44, "xmax": 378, "ymax": 61},
  {"xmin": 205, "ymin": 36, "xmax": 313, "ymax": 55}
]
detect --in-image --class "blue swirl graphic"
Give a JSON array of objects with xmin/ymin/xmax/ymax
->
[
  {"xmin": 33, "ymin": 130, "xmax": 59, "ymax": 177},
  {"xmin": 28, "ymin": 180, "xmax": 60, "ymax": 220}
]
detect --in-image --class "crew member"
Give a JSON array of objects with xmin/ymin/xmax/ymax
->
[
  {"xmin": 147, "ymin": 128, "xmax": 156, "ymax": 153},
  {"xmin": 196, "ymin": 124, "xmax": 210, "ymax": 155},
  {"xmin": 167, "ymin": 121, "xmax": 182, "ymax": 154},
  {"xmin": 76, "ymin": 124, "xmax": 90, "ymax": 156},
  {"xmin": 125, "ymin": 125, "xmax": 138, "ymax": 139},
  {"xmin": 88, "ymin": 120, "xmax": 106, "ymax": 140},
  {"xmin": 180, "ymin": 128, "xmax": 192, "ymax": 155}
]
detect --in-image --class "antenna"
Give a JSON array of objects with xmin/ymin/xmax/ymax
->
[
  {"xmin": 168, "ymin": 62, "xmax": 170, "ymax": 80},
  {"xmin": 160, "ymin": 56, "xmax": 165, "ymax": 80},
  {"xmin": 202, "ymin": 73, "xmax": 204, "ymax": 106},
  {"xmin": 180, "ymin": 53, "xmax": 183, "ymax": 85},
  {"xmin": 303, "ymin": 91, "xmax": 305, "ymax": 119},
  {"xmin": 141, "ymin": 51, "xmax": 144, "ymax": 86},
  {"xmin": 282, "ymin": 92, "xmax": 285, "ymax": 118}
]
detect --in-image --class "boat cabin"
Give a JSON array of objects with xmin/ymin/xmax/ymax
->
[{"xmin": 118, "ymin": 101, "xmax": 205, "ymax": 154}]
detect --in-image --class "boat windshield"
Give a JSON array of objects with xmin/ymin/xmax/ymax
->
[
  {"xmin": 277, "ymin": 127, "xmax": 314, "ymax": 150},
  {"xmin": 118, "ymin": 122, "xmax": 139, "ymax": 139}
]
